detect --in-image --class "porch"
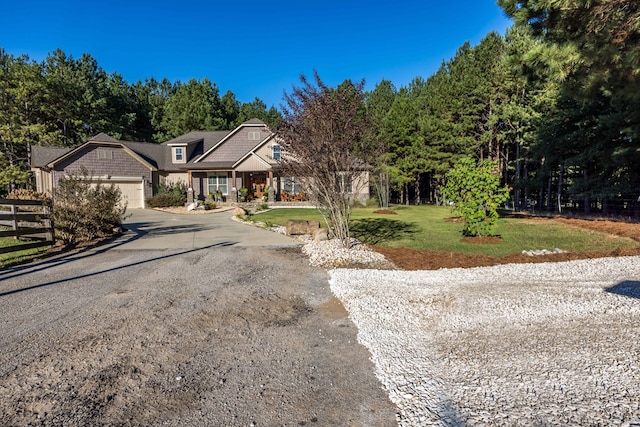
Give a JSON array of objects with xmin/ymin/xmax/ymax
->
[{"xmin": 187, "ymin": 170, "xmax": 308, "ymax": 204}]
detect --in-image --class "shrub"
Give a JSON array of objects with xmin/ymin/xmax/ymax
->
[
  {"xmin": 157, "ymin": 181, "xmax": 187, "ymax": 197},
  {"xmin": 7, "ymin": 189, "xmax": 48, "ymax": 201},
  {"xmin": 365, "ymin": 197, "xmax": 379, "ymax": 208},
  {"xmin": 51, "ymin": 169, "xmax": 127, "ymax": 244},
  {"xmin": 146, "ymin": 193, "xmax": 184, "ymax": 208},
  {"xmin": 147, "ymin": 181, "xmax": 187, "ymax": 207},
  {"xmin": 443, "ymin": 158, "xmax": 509, "ymax": 237},
  {"xmin": 239, "ymin": 187, "xmax": 249, "ymax": 202}
]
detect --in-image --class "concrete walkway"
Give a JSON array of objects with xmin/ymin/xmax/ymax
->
[{"xmin": 106, "ymin": 208, "xmax": 299, "ymax": 250}]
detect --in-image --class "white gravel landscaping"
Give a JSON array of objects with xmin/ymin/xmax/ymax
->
[{"xmin": 328, "ymin": 256, "xmax": 640, "ymax": 426}]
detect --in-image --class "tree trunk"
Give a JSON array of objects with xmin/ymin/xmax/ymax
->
[
  {"xmin": 515, "ymin": 142, "xmax": 521, "ymax": 209},
  {"xmin": 545, "ymin": 175, "xmax": 551, "ymax": 211},
  {"xmin": 403, "ymin": 183, "xmax": 408, "ymax": 205},
  {"xmin": 557, "ymin": 164, "xmax": 564, "ymax": 213},
  {"xmin": 582, "ymin": 168, "xmax": 591, "ymax": 214}
]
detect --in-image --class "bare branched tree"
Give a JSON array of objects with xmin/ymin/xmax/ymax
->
[{"xmin": 278, "ymin": 72, "xmax": 370, "ymax": 248}]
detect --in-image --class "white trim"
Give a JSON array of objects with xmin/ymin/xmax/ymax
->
[{"xmin": 90, "ymin": 175, "xmax": 144, "ymax": 181}]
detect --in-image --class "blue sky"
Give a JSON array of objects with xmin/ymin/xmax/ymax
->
[{"xmin": 2, "ymin": 0, "xmax": 513, "ymax": 108}]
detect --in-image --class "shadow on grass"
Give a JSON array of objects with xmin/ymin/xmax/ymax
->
[
  {"xmin": 606, "ymin": 280, "xmax": 640, "ymax": 300},
  {"xmin": 350, "ymin": 218, "xmax": 420, "ymax": 245}
]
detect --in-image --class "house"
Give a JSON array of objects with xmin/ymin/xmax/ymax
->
[{"xmin": 31, "ymin": 119, "xmax": 370, "ymax": 208}]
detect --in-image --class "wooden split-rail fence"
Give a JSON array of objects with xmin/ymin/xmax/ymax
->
[{"xmin": 0, "ymin": 198, "xmax": 54, "ymax": 255}]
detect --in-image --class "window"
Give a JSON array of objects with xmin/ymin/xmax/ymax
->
[
  {"xmin": 248, "ymin": 131, "xmax": 260, "ymax": 141},
  {"xmin": 337, "ymin": 173, "xmax": 353, "ymax": 193},
  {"xmin": 272, "ymin": 144, "xmax": 281, "ymax": 161},
  {"xmin": 208, "ymin": 174, "xmax": 228, "ymax": 195},
  {"xmin": 284, "ymin": 177, "xmax": 302, "ymax": 194},
  {"xmin": 97, "ymin": 149, "xmax": 113, "ymax": 160},
  {"xmin": 175, "ymin": 147, "xmax": 184, "ymax": 161}
]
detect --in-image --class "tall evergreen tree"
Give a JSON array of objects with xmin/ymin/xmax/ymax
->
[
  {"xmin": 156, "ymin": 78, "xmax": 225, "ymax": 140},
  {"xmin": 364, "ymin": 79, "xmax": 396, "ymax": 207},
  {"xmin": 500, "ymin": 0, "xmax": 640, "ymax": 215}
]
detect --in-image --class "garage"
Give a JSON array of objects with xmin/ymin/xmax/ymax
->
[{"xmin": 91, "ymin": 178, "xmax": 145, "ymax": 209}]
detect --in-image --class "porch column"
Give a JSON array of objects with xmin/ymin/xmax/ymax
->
[
  {"xmin": 230, "ymin": 170, "xmax": 238, "ymax": 202},
  {"xmin": 268, "ymin": 170, "xmax": 275, "ymax": 203},
  {"xmin": 187, "ymin": 170, "xmax": 194, "ymax": 204}
]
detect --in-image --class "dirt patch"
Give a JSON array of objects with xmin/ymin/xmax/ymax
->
[
  {"xmin": 460, "ymin": 236, "xmax": 502, "ymax": 244},
  {"xmin": 373, "ymin": 209, "xmax": 397, "ymax": 215},
  {"xmin": 372, "ymin": 217, "xmax": 640, "ymax": 270},
  {"xmin": 319, "ymin": 296, "xmax": 350, "ymax": 319},
  {"xmin": 0, "ymin": 247, "xmax": 397, "ymax": 426}
]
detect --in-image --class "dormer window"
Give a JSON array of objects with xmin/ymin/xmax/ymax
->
[
  {"xmin": 248, "ymin": 131, "xmax": 260, "ymax": 141},
  {"xmin": 272, "ymin": 144, "xmax": 281, "ymax": 161},
  {"xmin": 172, "ymin": 145, "xmax": 186, "ymax": 164}
]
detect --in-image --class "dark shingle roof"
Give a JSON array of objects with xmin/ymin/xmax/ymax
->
[
  {"xmin": 31, "ymin": 146, "xmax": 72, "ymax": 167},
  {"xmin": 184, "ymin": 161, "xmax": 236, "ymax": 170},
  {"xmin": 242, "ymin": 118, "xmax": 266, "ymax": 125},
  {"xmin": 90, "ymin": 133, "xmax": 119, "ymax": 142},
  {"xmin": 162, "ymin": 131, "xmax": 230, "ymax": 151},
  {"xmin": 119, "ymin": 141, "xmax": 165, "ymax": 169}
]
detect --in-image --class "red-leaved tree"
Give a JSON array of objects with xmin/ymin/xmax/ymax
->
[{"xmin": 278, "ymin": 72, "xmax": 370, "ymax": 248}]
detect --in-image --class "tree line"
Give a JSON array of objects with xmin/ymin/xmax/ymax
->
[
  {"xmin": 365, "ymin": 0, "xmax": 639, "ymax": 217},
  {"xmin": 2, "ymin": 0, "xmax": 638, "ymax": 218}
]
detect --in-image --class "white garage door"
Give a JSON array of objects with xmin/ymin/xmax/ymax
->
[
  {"xmin": 115, "ymin": 180, "xmax": 144, "ymax": 209},
  {"xmin": 91, "ymin": 179, "xmax": 145, "ymax": 209}
]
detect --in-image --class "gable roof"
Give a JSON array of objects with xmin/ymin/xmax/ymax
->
[
  {"xmin": 194, "ymin": 119, "xmax": 272, "ymax": 164},
  {"xmin": 31, "ymin": 137, "xmax": 160, "ymax": 171}
]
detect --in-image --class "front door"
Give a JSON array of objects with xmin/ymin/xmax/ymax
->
[{"xmin": 251, "ymin": 173, "xmax": 267, "ymax": 200}]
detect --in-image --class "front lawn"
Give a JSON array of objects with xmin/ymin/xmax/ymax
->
[
  {"xmin": 0, "ymin": 237, "xmax": 51, "ymax": 268},
  {"xmin": 254, "ymin": 205, "xmax": 639, "ymax": 257}
]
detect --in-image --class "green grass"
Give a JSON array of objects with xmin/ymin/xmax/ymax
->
[
  {"xmin": 0, "ymin": 237, "xmax": 51, "ymax": 267},
  {"xmin": 254, "ymin": 205, "xmax": 639, "ymax": 257}
]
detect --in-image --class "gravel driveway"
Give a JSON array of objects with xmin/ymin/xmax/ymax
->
[
  {"xmin": 0, "ymin": 243, "xmax": 397, "ymax": 425},
  {"xmin": 330, "ymin": 256, "xmax": 640, "ymax": 426},
  {"xmin": 5, "ymin": 206, "xmax": 640, "ymax": 426}
]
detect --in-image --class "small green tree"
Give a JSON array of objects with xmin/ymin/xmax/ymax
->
[{"xmin": 443, "ymin": 158, "xmax": 509, "ymax": 237}]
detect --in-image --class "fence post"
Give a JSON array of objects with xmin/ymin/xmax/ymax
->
[
  {"xmin": 44, "ymin": 203, "xmax": 54, "ymax": 243},
  {"xmin": 10, "ymin": 203, "xmax": 18, "ymax": 239}
]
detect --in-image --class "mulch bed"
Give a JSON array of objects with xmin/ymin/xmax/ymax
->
[
  {"xmin": 372, "ymin": 209, "xmax": 397, "ymax": 215},
  {"xmin": 370, "ymin": 217, "xmax": 640, "ymax": 270}
]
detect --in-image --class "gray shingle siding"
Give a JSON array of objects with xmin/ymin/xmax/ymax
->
[
  {"xmin": 200, "ymin": 127, "xmax": 269, "ymax": 163},
  {"xmin": 52, "ymin": 145, "xmax": 153, "ymax": 200}
]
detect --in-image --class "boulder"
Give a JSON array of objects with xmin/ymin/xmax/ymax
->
[
  {"xmin": 286, "ymin": 220, "xmax": 320, "ymax": 236},
  {"xmin": 313, "ymin": 228, "xmax": 328, "ymax": 241},
  {"xmin": 233, "ymin": 207, "xmax": 247, "ymax": 216}
]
